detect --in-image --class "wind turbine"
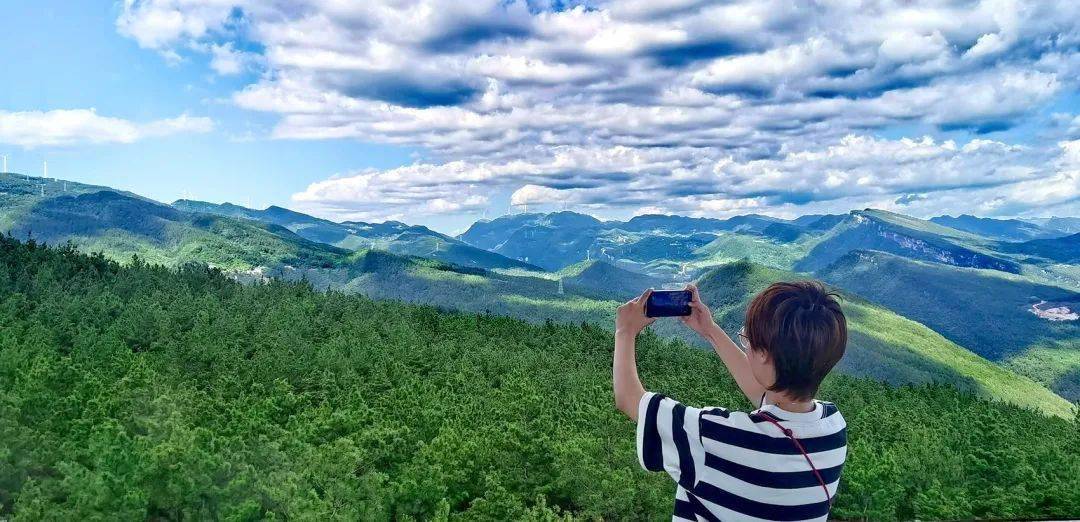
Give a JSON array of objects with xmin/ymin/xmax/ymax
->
[{"xmin": 1, "ymin": 154, "xmax": 7, "ymax": 174}]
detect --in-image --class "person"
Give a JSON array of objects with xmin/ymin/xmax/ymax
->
[{"xmin": 613, "ymin": 282, "xmax": 848, "ymax": 522}]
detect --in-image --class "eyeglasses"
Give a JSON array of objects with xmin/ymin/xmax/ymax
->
[{"xmin": 737, "ymin": 327, "xmax": 750, "ymax": 353}]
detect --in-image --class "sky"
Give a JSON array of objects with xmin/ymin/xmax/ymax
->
[{"xmin": 1, "ymin": 0, "xmax": 1078, "ymax": 233}]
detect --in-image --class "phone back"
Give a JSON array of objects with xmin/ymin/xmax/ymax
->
[{"xmin": 646, "ymin": 290, "xmax": 692, "ymax": 317}]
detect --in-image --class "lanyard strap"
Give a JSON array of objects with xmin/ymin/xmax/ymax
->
[{"xmin": 757, "ymin": 413, "xmax": 832, "ymax": 506}]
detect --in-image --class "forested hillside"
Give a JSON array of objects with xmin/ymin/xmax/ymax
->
[
  {"xmin": 1, "ymin": 237, "xmax": 1078, "ymax": 520},
  {"xmin": 818, "ymin": 250, "xmax": 1080, "ymax": 400}
]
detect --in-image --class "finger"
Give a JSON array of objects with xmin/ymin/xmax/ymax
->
[
  {"xmin": 688, "ymin": 284, "xmax": 701, "ymax": 302},
  {"xmin": 635, "ymin": 288, "xmax": 654, "ymax": 304}
]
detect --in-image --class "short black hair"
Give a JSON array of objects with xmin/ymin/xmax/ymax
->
[{"xmin": 744, "ymin": 280, "xmax": 847, "ymax": 400}]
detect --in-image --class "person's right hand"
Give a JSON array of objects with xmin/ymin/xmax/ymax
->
[
  {"xmin": 680, "ymin": 284, "xmax": 719, "ymax": 338},
  {"xmin": 616, "ymin": 288, "xmax": 656, "ymax": 338}
]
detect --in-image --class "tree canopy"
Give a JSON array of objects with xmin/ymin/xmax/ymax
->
[{"xmin": 0, "ymin": 236, "xmax": 1077, "ymax": 520}]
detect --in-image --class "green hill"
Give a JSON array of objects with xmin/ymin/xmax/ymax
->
[
  {"xmin": 0, "ymin": 236, "xmax": 1076, "ymax": 520},
  {"xmin": 295, "ymin": 250, "xmax": 621, "ymax": 327},
  {"xmin": 556, "ymin": 260, "xmax": 665, "ymax": 300},
  {"xmin": 0, "ymin": 177, "xmax": 347, "ymax": 271},
  {"xmin": 817, "ymin": 250, "xmax": 1080, "ymax": 400},
  {"xmin": 649, "ymin": 260, "xmax": 1074, "ymax": 416},
  {"xmin": 692, "ymin": 230, "xmax": 814, "ymax": 270},
  {"xmin": 470, "ymin": 212, "xmax": 605, "ymax": 271},
  {"xmin": 458, "ymin": 212, "xmax": 821, "ymax": 276},
  {"xmin": 796, "ymin": 210, "xmax": 1020, "ymax": 273},
  {"xmin": 173, "ymin": 199, "xmax": 540, "ymax": 271}
]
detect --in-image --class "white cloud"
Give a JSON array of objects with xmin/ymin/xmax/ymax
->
[
  {"xmin": 878, "ymin": 31, "xmax": 948, "ymax": 64},
  {"xmin": 0, "ymin": 109, "xmax": 213, "ymax": 148},
  {"xmin": 287, "ymin": 134, "xmax": 1077, "ymax": 221},
  {"xmin": 510, "ymin": 184, "xmax": 572, "ymax": 205},
  {"xmin": 116, "ymin": 0, "xmax": 236, "ymax": 51},
  {"xmin": 115, "ymin": 0, "xmax": 1080, "ymax": 221},
  {"xmin": 208, "ymin": 42, "xmax": 258, "ymax": 75}
]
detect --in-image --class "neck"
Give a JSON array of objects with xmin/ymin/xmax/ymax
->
[{"xmin": 767, "ymin": 392, "xmax": 815, "ymax": 413}]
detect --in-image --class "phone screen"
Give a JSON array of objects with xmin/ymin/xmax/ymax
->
[{"xmin": 646, "ymin": 290, "xmax": 692, "ymax": 317}]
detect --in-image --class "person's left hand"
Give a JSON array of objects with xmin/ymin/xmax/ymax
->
[
  {"xmin": 680, "ymin": 284, "xmax": 719, "ymax": 338},
  {"xmin": 616, "ymin": 288, "xmax": 656, "ymax": 337}
]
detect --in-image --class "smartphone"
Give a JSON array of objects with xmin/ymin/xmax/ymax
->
[{"xmin": 646, "ymin": 290, "xmax": 692, "ymax": 317}]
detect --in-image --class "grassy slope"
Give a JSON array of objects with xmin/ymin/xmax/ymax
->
[
  {"xmin": 817, "ymin": 250, "xmax": 1080, "ymax": 400},
  {"xmin": 556, "ymin": 260, "xmax": 665, "ymax": 300},
  {"xmin": 261, "ymin": 251, "xmax": 623, "ymax": 328},
  {"xmin": 692, "ymin": 231, "xmax": 817, "ymax": 270},
  {"xmin": 650, "ymin": 261, "xmax": 1073, "ymax": 417}
]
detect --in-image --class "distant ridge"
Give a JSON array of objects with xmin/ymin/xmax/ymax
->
[
  {"xmin": 173, "ymin": 199, "xmax": 541, "ymax": 271},
  {"xmin": 795, "ymin": 209, "xmax": 1021, "ymax": 273},
  {"xmin": 930, "ymin": 214, "xmax": 1058, "ymax": 242}
]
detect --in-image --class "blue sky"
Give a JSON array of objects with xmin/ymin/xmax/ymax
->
[
  {"xmin": 2, "ymin": 1, "xmax": 1078, "ymax": 233},
  {"xmin": 0, "ymin": 2, "xmax": 413, "ymax": 216}
]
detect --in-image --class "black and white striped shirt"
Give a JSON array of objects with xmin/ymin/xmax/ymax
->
[{"xmin": 636, "ymin": 392, "xmax": 846, "ymax": 522}]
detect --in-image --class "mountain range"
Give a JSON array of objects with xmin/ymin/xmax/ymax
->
[{"xmin": 0, "ymin": 171, "xmax": 1076, "ymax": 414}]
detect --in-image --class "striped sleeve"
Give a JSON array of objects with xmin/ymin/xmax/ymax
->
[{"xmin": 636, "ymin": 392, "xmax": 706, "ymax": 490}]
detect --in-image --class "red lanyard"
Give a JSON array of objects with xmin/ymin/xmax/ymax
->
[{"xmin": 757, "ymin": 413, "xmax": 832, "ymax": 507}]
